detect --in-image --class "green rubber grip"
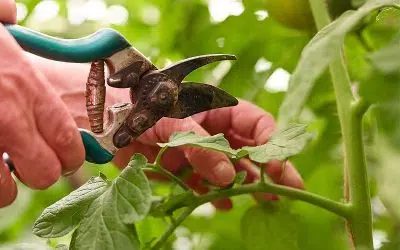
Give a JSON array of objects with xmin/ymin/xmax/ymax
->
[
  {"xmin": 6, "ymin": 24, "xmax": 131, "ymax": 62},
  {"xmin": 80, "ymin": 130, "xmax": 113, "ymax": 164}
]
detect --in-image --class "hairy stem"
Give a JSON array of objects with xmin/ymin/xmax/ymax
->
[
  {"xmin": 155, "ymin": 182, "xmax": 350, "ymax": 219},
  {"xmin": 308, "ymin": 0, "xmax": 373, "ymax": 249},
  {"xmin": 151, "ymin": 207, "xmax": 193, "ymax": 250},
  {"xmin": 195, "ymin": 182, "xmax": 351, "ymax": 218},
  {"xmin": 151, "ymin": 147, "xmax": 190, "ymax": 191}
]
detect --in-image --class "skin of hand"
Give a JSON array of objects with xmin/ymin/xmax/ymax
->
[
  {"xmin": 0, "ymin": 0, "xmax": 85, "ymax": 207},
  {"xmin": 0, "ymin": 0, "xmax": 304, "ymax": 210}
]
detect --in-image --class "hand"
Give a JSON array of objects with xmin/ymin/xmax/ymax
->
[
  {"xmin": 0, "ymin": 1, "xmax": 85, "ymax": 207},
  {"xmin": 113, "ymin": 100, "xmax": 304, "ymax": 210}
]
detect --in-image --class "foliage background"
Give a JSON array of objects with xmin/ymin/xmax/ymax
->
[{"xmin": 0, "ymin": 0, "xmax": 399, "ymax": 249}]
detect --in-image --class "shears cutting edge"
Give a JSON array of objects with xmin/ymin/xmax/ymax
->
[{"xmin": 5, "ymin": 25, "xmax": 238, "ymax": 164}]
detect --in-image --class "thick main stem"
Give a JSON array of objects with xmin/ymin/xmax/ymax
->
[{"xmin": 308, "ymin": 0, "xmax": 373, "ymax": 249}]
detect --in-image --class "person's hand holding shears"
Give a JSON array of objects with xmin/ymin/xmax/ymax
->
[{"xmin": 0, "ymin": 0, "xmax": 303, "ymax": 209}]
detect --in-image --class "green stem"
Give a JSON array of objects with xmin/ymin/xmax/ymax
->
[
  {"xmin": 151, "ymin": 147, "xmax": 190, "ymax": 191},
  {"xmin": 308, "ymin": 0, "xmax": 372, "ymax": 249},
  {"xmin": 158, "ymin": 182, "xmax": 350, "ymax": 219},
  {"xmin": 195, "ymin": 182, "xmax": 350, "ymax": 218},
  {"xmin": 151, "ymin": 207, "xmax": 193, "ymax": 250}
]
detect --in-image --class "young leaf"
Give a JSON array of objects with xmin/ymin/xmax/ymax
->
[
  {"xmin": 242, "ymin": 124, "xmax": 312, "ymax": 163},
  {"xmin": 278, "ymin": 0, "xmax": 400, "ymax": 127},
  {"xmin": 158, "ymin": 131, "xmax": 238, "ymax": 156},
  {"xmin": 33, "ymin": 176, "xmax": 109, "ymax": 238},
  {"xmin": 69, "ymin": 154, "xmax": 152, "ymax": 250},
  {"xmin": 241, "ymin": 203, "xmax": 299, "ymax": 250}
]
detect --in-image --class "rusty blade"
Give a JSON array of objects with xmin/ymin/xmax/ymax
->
[
  {"xmin": 167, "ymin": 82, "xmax": 238, "ymax": 119},
  {"xmin": 160, "ymin": 54, "xmax": 237, "ymax": 84}
]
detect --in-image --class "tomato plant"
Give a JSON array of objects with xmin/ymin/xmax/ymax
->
[{"xmin": 2, "ymin": 0, "xmax": 400, "ymax": 250}]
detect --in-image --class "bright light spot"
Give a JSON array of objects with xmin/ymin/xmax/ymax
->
[
  {"xmin": 175, "ymin": 227, "xmax": 190, "ymax": 237},
  {"xmin": 371, "ymin": 197, "xmax": 387, "ymax": 216},
  {"xmin": 84, "ymin": 0, "xmax": 107, "ymax": 21},
  {"xmin": 216, "ymin": 37, "xmax": 225, "ymax": 48},
  {"xmin": 173, "ymin": 236, "xmax": 191, "ymax": 250},
  {"xmin": 192, "ymin": 203, "xmax": 216, "ymax": 218},
  {"xmin": 67, "ymin": 0, "xmax": 86, "ymax": 25},
  {"xmin": 373, "ymin": 230, "xmax": 388, "ymax": 249},
  {"xmin": 255, "ymin": 10, "xmax": 269, "ymax": 21},
  {"xmin": 106, "ymin": 5, "xmax": 129, "ymax": 25},
  {"xmin": 16, "ymin": 3, "xmax": 28, "ymax": 22},
  {"xmin": 208, "ymin": 0, "xmax": 244, "ymax": 23},
  {"xmin": 255, "ymin": 57, "xmax": 272, "ymax": 73},
  {"xmin": 265, "ymin": 68, "xmax": 290, "ymax": 92},
  {"xmin": 140, "ymin": 4, "xmax": 161, "ymax": 25},
  {"xmin": 31, "ymin": 0, "xmax": 59, "ymax": 23}
]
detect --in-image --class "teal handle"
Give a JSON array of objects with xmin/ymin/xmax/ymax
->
[
  {"xmin": 6, "ymin": 24, "xmax": 131, "ymax": 62},
  {"xmin": 80, "ymin": 130, "xmax": 113, "ymax": 164}
]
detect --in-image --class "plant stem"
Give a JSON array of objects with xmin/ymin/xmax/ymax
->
[
  {"xmin": 308, "ymin": 0, "xmax": 373, "ymax": 249},
  {"xmin": 151, "ymin": 207, "xmax": 193, "ymax": 250},
  {"xmin": 151, "ymin": 147, "xmax": 190, "ymax": 191},
  {"xmin": 159, "ymin": 182, "xmax": 350, "ymax": 219},
  {"xmin": 194, "ymin": 182, "xmax": 351, "ymax": 218},
  {"xmin": 346, "ymin": 99, "xmax": 372, "ymax": 248},
  {"xmin": 152, "ymin": 163, "xmax": 190, "ymax": 191}
]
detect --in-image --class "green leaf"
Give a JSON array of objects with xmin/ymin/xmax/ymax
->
[
  {"xmin": 69, "ymin": 154, "xmax": 152, "ymax": 250},
  {"xmin": 234, "ymin": 171, "xmax": 247, "ymax": 185},
  {"xmin": 32, "ymin": 176, "xmax": 109, "ymax": 238},
  {"xmin": 158, "ymin": 131, "xmax": 238, "ymax": 156},
  {"xmin": 242, "ymin": 124, "xmax": 312, "ymax": 163},
  {"xmin": 278, "ymin": 0, "xmax": 400, "ymax": 127},
  {"xmin": 368, "ymin": 32, "xmax": 400, "ymax": 74},
  {"xmin": 241, "ymin": 203, "xmax": 299, "ymax": 250},
  {"xmin": 368, "ymin": 43, "xmax": 400, "ymax": 73}
]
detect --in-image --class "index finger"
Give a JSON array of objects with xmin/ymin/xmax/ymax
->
[{"xmin": 197, "ymin": 100, "xmax": 275, "ymax": 147}]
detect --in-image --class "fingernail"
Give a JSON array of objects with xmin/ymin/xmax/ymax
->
[{"xmin": 213, "ymin": 161, "xmax": 235, "ymax": 186}]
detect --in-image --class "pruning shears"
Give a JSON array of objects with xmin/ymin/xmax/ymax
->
[{"xmin": 4, "ymin": 25, "xmax": 238, "ymax": 164}]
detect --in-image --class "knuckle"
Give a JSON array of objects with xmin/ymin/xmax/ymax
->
[{"xmin": 54, "ymin": 123, "xmax": 78, "ymax": 149}]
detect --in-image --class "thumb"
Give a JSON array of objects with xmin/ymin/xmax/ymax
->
[{"xmin": 0, "ymin": 0, "xmax": 17, "ymax": 24}]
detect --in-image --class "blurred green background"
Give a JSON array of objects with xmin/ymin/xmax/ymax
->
[{"xmin": 1, "ymin": 0, "xmax": 400, "ymax": 249}]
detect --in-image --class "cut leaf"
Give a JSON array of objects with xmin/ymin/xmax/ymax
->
[
  {"xmin": 69, "ymin": 154, "xmax": 151, "ymax": 250},
  {"xmin": 158, "ymin": 131, "xmax": 238, "ymax": 156},
  {"xmin": 33, "ymin": 176, "xmax": 109, "ymax": 238},
  {"xmin": 242, "ymin": 124, "xmax": 312, "ymax": 163},
  {"xmin": 241, "ymin": 203, "xmax": 299, "ymax": 250},
  {"xmin": 278, "ymin": 0, "xmax": 400, "ymax": 127}
]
